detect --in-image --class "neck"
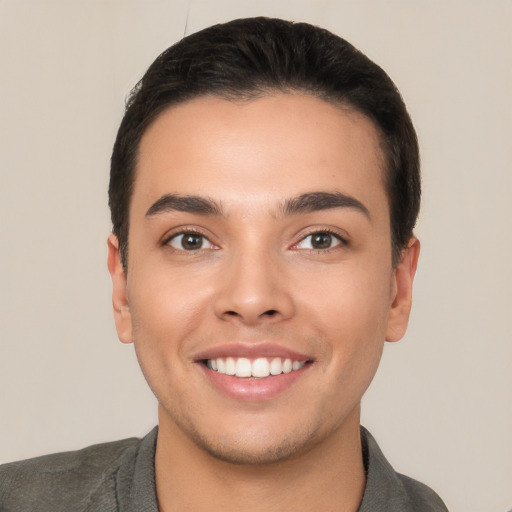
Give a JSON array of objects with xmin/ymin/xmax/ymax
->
[{"xmin": 155, "ymin": 405, "xmax": 366, "ymax": 512}]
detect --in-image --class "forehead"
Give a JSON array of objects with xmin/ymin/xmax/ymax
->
[{"xmin": 132, "ymin": 93, "xmax": 388, "ymax": 218}]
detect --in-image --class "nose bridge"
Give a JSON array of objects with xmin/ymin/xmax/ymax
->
[{"xmin": 215, "ymin": 239, "xmax": 294, "ymax": 324}]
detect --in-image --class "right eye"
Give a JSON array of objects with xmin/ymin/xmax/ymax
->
[{"xmin": 166, "ymin": 232, "xmax": 216, "ymax": 251}]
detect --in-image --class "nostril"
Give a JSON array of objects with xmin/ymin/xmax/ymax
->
[
  {"xmin": 221, "ymin": 308, "xmax": 282, "ymax": 322},
  {"xmin": 224, "ymin": 309, "xmax": 277, "ymax": 317}
]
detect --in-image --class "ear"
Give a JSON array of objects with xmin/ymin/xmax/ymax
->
[
  {"xmin": 107, "ymin": 234, "xmax": 133, "ymax": 344},
  {"xmin": 385, "ymin": 237, "xmax": 420, "ymax": 342}
]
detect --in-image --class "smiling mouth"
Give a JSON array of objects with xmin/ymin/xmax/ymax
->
[{"xmin": 203, "ymin": 357, "xmax": 310, "ymax": 378}]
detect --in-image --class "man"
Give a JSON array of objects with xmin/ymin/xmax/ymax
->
[{"xmin": 0, "ymin": 17, "xmax": 448, "ymax": 511}]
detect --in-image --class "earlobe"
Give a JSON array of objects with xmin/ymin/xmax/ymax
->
[
  {"xmin": 107, "ymin": 234, "xmax": 133, "ymax": 344},
  {"xmin": 385, "ymin": 237, "xmax": 420, "ymax": 342}
]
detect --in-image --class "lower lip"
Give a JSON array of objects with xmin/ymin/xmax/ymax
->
[{"xmin": 197, "ymin": 363, "xmax": 311, "ymax": 402}]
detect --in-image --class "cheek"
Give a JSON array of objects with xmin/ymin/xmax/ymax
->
[
  {"xmin": 127, "ymin": 265, "xmax": 214, "ymax": 357},
  {"xmin": 301, "ymin": 260, "xmax": 392, "ymax": 325},
  {"xmin": 297, "ymin": 262, "xmax": 392, "ymax": 365},
  {"xmin": 127, "ymin": 271, "xmax": 210, "ymax": 407}
]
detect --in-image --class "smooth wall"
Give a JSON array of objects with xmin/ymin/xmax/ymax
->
[{"xmin": 1, "ymin": 1, "xmax": 511, "ymax": 511}]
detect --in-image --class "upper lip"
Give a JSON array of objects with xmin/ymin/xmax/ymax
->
[{"xmin": 193, "ymin": 343, "xmax": 313, "ymax": 362}]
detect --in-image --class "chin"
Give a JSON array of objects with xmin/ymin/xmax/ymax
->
[
  {"xmin": 169, "ymin": 410, "xmax": 321, "ymax": 466},
  {"xmin": 192, "ymin": 431, "xmax": 317, "ymax": 466}
]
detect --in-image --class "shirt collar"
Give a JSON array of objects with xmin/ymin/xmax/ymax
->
[
  {"xmin": 115, "ymin": 426, "xmax": 416, "ymax": 512},
  {"xmin": 117, "ymin": 426, "xmax": 159, "ymax": 512},
  {"xmin": 357, "ymin": 426, "xmax": 412, "ymax": 512}
]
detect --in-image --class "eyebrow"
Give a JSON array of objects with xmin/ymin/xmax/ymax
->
[
  {"xmin": 145, "ymin": 194, "xmax": 223, "ymax": 217},
  {"xmin": 281, "ymin": 192, "xmax": 370, "ymax": 219},
  {"xmin": 145, "ymin": 191, "xmax": 370, "ymax": 220}
]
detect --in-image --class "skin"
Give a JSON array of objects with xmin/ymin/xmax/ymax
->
[{"xmin": 108, "ymin": 94, "xmax": 419, "ymax": 512}]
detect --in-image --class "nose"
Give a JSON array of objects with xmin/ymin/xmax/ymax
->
[{"xmin": 214, "ymin": 249, "xmax": 295, "ymax": 326}]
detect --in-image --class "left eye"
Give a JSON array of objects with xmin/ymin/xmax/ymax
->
[
  {"xmin": 295, "ymin": 232, "xmax": 343, "ymax": 250},
  {"xmin": 167, "ymin": 232, "xmax": 215, "ymax": 251}
]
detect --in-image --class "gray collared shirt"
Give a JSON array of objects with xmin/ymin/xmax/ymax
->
[{"xmin": 0, "ymin": 427, "xmax": 448, "ymax": 511}]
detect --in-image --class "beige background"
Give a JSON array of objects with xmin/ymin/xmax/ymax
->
[{"xmin": 1, "ymin": 1, "xmax": 511, "ymax": 511}]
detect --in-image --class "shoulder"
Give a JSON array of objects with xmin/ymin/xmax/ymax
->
[
  {"xmin": 360, "ymin": 426, "xmax": 448, "ymax": 512},
  {"xmin": 396, "ymin": 472, "xmax": 449, "ymax": 511},
  {"xmin": 0, "ymin": 436, "xmax": 141, "ymax": 512}
]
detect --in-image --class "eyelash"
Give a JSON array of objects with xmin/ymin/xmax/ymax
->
[
  {"xmin": 293, "ymin": 228, "xmax": 349, "ymax": 252},
  {"xmin": 163, "ymin": 228, "xmax": 216, "ymax": 252},
  {"xmin": 162, "ymin": 227, "xmax": 349, "ymax": 253}
]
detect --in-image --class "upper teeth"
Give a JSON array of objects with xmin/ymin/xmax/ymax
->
[{"xmin": 206, "ymin": 357, "xmax": 305, "ymax": 378}]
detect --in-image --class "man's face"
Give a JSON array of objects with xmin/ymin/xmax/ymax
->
[{"xmin": 109, "ymin": 94, "xmax": 417, "ymax": 464}]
